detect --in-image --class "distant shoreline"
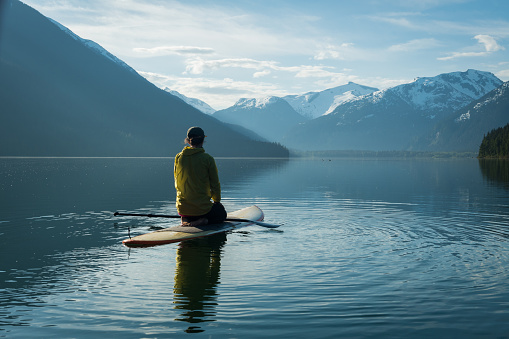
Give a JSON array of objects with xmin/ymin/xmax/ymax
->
[{"xmin": 290, "ymin": 150, "xmax": 478, "ymax": 159}]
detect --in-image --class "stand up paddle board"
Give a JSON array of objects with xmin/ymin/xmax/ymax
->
[{"xmin": 122, "ymin": 205, "xmax": 264, "ymax": 248}]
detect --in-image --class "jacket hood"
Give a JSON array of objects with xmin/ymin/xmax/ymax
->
[{"xmin": 181, "ymin": 146, "xmax": 205, "ymax": 156}]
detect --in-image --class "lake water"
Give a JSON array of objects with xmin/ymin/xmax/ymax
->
[{"xmin": 1, "ymin": 157, "xmax": 509, "ymax": 338}]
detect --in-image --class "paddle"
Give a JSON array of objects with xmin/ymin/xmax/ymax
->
[{"xmin": 113, "ymin": 211, "xmax": 280, "ymax": 228}]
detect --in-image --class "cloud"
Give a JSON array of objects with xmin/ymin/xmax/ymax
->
[
  {"xmin": 183, "ymin": 57, "xmax": 354, "ymax": 82},
  {"xmin": 313, "ymin": 43, "xmax": 357, "ymax": 61},
  {"xmin": 366, "ymin": 12, "xmax": 423, "ymax": 30},
  {"xmin": 25, "ymin": 0, "xmax": 317, "ymax": 60},
  {"xmin": 496, "ymin": 69, "xmax": 509, "ymax": 81},
  {"xmin": 367, "ymin": 9, "xmax": 509, "ymax": 38},
  {"xmin": 138, "ymin": 71, "xmax": 288, "ymax": 109},
  {"xmin": 475, "ymin": 34, "xmax": 504, "ymax": 52},
  {"xmin": 253, "ymin": 70, "xmax": 271, "ymax": 78},
  {"xmin": 375, "ymin": 16, "xmax": 415, "ymax": 29},
  {"xmin": 293, "ymin": 65, "xmax": 337, "ymax": 78},
  {"xmin": 438, "ymin": 34, "xmax": 504, "ymax": 60},
  {"xmin": 388, "ymin": 38, "xmax": 440, "ymax": 52},
  {"xmin": 133, "ymin": 46, "xmax": 215, "ymax": 56},
  {"xmin": 438, "ymin": 51, "xmax": 489, "ymax": 60},
  {"xmin": 184, "ymin": 58, "xmax": 278, "ymax": 74}
]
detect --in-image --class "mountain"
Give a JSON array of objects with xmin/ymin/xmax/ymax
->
[
  {"xmin": 391, "ymin": 69, "xmax": 502, "ymax": 116},
  {"xmin": 213, "ymin": 96, "xmax": 307, "ymax": 142},
  {"xmin": 164, "ymin": 88, "xmax": 216, "ymax": 115},
  {"xmin": 47, "ymin": 18, "xmax": 137, "ymax": 75},
  {"xmin": 415, "ymin": 81, "xmax": 509, "ymax": 152},
  {"xmin": 283, "ymin": 82, "xmax": 379, "ymax": 119},
  {"xmin": 0, "ymin": 0, "xmax": 288, "ymax": 157},
  {"xmin": 281, "ymin": 70, "xmax": 503, "ymax": 151}
]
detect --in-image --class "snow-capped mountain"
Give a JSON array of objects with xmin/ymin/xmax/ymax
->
[
  {"xmin": 389, "ymin": 69, "xmax": 502, "ymax": 116},
  {"xmin": 213, "ymin": 96, "xmax": 307, "ymax": 142},
  {"xmin": 282, "ymin": 70, "xmax": 503, "ymax": 151},
  {"xmin": 48, "ymin": 18, "xmax": 137, "ymax": 75},
  {"xmin": 234, "ymin": 96, "xmax": 286, "ymax": 109},
  {"xmin": 283, "ymin": 82, "xmax": 379, "ymax": 119},
  {"xmin": 415, "ymin": 81, "xmax": 509, "ymax": 151},
  {"xmin": 164, "ymin": 88, "xmax": 216, "ymax": 115}
]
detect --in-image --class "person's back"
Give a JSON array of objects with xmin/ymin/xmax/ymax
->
[
  {"xmin": 174, "ymin": 127, "xmax": 226, "ymax": 226},
  {"xmin": 174, "ymin": 146, "xmax": 219, "ymax": 216}
]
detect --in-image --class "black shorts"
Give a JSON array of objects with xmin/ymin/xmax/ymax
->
[{"xmin": 181, "ymin": 202, "xmax": 227, "ymax": 225}]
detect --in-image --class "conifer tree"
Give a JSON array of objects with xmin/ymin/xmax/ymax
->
[{"xmin": 478, "ymin": 123, "xmax": 509, "ymax": 158}]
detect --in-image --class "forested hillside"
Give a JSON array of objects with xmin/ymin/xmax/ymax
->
[{"xmin": 478, "ymin": 123, "xmax": 509, "ymax": 158}]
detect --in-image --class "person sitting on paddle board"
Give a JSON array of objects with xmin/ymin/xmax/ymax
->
[{"xmin": 174, "ymin": 126, "xmax": 227, "ymax": 227}]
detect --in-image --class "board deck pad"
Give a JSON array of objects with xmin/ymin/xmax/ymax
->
[{"xmin": 122, "ymin": 205, "xmax": 264, "ymax": 247}]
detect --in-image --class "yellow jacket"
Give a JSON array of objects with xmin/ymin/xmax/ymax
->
[{"xmin": 174, "ymin": 146, "xmax": 221, "ymax": 216}]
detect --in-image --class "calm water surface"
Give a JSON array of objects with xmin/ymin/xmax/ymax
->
[{"xmin": 1, "ymin": 157, "xmax": 508, "ymax": 338}]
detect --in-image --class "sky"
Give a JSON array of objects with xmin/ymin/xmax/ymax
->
[{"xmin": 22, "ymin": 0, "xmax": 509, "ymax": 110}]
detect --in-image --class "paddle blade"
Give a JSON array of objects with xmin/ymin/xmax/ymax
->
[{"xmin": 253, "ymin": 220, "xmax": 280, "ymax": 228}]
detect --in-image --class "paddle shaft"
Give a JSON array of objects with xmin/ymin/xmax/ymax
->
[{"xmin": 113, "ymin": 212, "xmax": 279, "ymax": 228}]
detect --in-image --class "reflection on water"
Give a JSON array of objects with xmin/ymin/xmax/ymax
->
[
  {"xmin": 173, "ymin": 233, "xmax": 226, "ymax": 333},
  {"xmin": 479, "ymin": 159, "xmax": 509, "ymax": 189}
]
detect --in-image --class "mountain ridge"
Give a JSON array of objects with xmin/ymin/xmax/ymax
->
[
  {"xmin": 389, "ymin": 69, "xmax": 501, "ymax": 115},
  {"xmin": 283, "ymin": 82, "xmax": 379, "ymax": 119},
  {"xmin": 164, "ymin": 88, "xmax": 216, "ymax": 115},
  {"xmin": 48, "ymin": 18, "xmax": 137, "ymax": 75},
  {"xmin": 213, "ymin": 96, "xmax": 307, "ymax": 142},
  {"xmin": 415, "ymin": 81, "xmax": 509, "ymax": 152},
  {"xmin": 0, "ymin": 0, "xmax": 288, "ymax": 157},
  {"xmin": 281, "ymin": 70, "xmax": 503, "ymax": 151}
]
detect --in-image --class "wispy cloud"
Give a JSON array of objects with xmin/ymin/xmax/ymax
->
[
  {"xmin": 375, "ymin": 16, "xmax": 416, "ymax": 29},
  {"xmin": 313, "ymin": 43, "xmax": 358, "ymax": 61},
  {"xmin": 293, "ymin": 65, "xmax": 337, "ymax": 78},
  {"xmin": 133, "ymin": 46, "xmax": 215, "ymax": 56},
  {"xmin": 184, "ymin": 57, "xmax": 356, "ymax": 81},
  {"xmin": 366, "ymin": 12, "xmax": 423, "ymax": 30},
  {"xmin": 184, "ymin": 58, "xmax": 278, "ymax": 75},
  {"xmin": 388, "ymin": 38, "xmax": 440, "ymax": 52},
  {"xmin": 27, "ymin": 0, "xmax": 314, "ymax": 58},
  {"xmin": 367, "ymin": 9, "xmax": 509, "ymax": 37},
  {"xmin": 496, "ymin": 69, "xmax": 509, "ymax": 80},
  {"xmin": 438, "ymin": 34, "xmax": 504, "ymax": 60},
  {"xmin": 139, "ymin": 71, "xmax": 287, "ymax": 109},
  {"xmin": 253, "ymin": 70, "xmax": 271, "ymax": 78}
]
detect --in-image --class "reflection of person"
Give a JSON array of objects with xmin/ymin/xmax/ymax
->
[
  {"xmin": 173, "ymin": 233, "xmax": 226, "ymax": 333},
  {"xmin": 174, "ymin": 126, "xmax": 227, "ymax": 227}
]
